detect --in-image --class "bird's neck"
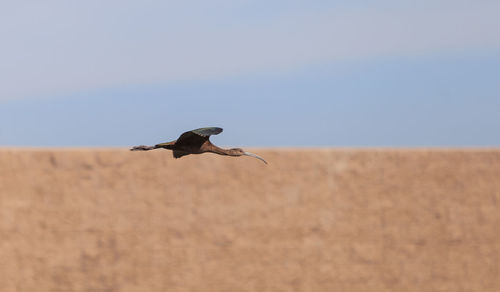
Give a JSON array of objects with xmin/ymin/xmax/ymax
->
[{"xmin": 207, "ymin": 144, "xmax": 240, "ymax": 156}]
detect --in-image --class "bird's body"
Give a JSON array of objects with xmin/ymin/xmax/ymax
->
[{"xmin": 131, "ymin": 127, "xmax": 267, "ymax": 164}]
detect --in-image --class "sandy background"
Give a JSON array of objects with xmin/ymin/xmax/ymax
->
[{"xmin": 0, "ymin": 148, "xmax": 499, "ymax": 291}]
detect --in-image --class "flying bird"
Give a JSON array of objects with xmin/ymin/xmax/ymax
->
[{"xmin": 130, "ymin": 127, "xmax": 267, "ymax": 164}]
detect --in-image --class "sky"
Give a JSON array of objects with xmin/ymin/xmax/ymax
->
[{"xmin": 1, "ymin": 0, "xmax": 499, "ymax": 147}]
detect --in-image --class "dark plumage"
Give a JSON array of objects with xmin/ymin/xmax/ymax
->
[{"xmin": 131, "ymin": 127, "xmax": 267, "ymax": 164}]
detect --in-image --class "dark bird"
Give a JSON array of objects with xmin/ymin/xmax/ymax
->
[{"xmin": 130, "ymin": 127, "xmax": 267, "ymax": 164}]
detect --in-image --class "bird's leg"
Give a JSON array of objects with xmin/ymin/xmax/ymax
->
[{"xmin": 130, "ymin": 145, "xmax": 156, "ymax": 151}]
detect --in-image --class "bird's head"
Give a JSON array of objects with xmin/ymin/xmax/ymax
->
[
  {"xmin": 230, "ymin": 148, "xmax": 267, "ymax": 164},
  {"xmin": 230, "ymin": 148, "xmax": 245, "ymax": 155}
]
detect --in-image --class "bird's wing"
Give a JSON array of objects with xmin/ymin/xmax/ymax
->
[
  {"xmin": 190, "ymin": 127, "xmax": 223, "ymax": 137},
  {"xmin": 175, "ymin": 127, "xmax": 223, "ymax": 147}
]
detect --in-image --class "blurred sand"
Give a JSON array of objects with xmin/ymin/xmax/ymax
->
[{"xmin": 0, "ymin": 148, "xmax": 499, "ymax": 291}]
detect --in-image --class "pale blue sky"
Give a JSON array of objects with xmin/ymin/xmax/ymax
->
[{"xmin": 1, "ymin": 1, "xmax": 499, "ymax": 146}]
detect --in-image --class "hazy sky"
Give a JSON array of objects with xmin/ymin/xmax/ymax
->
[{"xmin": 1, "ymin": 1, "xmax": 499, "ymax": 146}]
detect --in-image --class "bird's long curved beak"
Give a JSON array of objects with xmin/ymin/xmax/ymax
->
[{"xmin": 243, "ymin": 152, "xmax": 268, "ymax": 164}]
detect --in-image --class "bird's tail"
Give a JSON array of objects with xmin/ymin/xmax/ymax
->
[{"xmin": 130, "ymin": 145, "xmax": 156, "ymax": 151}]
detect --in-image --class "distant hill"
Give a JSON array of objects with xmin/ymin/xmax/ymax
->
[{"xmin": 1, "ymin": 148, "xmax": 499, "ymax": 291}]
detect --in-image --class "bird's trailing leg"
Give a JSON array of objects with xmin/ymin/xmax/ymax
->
[{"xmin": 130, "ymin": 145, "xmax": 156, "ymax": 151}]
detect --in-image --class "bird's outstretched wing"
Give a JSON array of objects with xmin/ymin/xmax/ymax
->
[
  {"xmin": 190, "ymin": 127, "xmax": 223, "ymax": 137},
  {"xmin": 175, "ymin": 127, "xmax": 223, "ymax": 147}
]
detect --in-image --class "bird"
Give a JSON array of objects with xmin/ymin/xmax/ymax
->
[{"xmin": 130, "ymin": 127, "xmax": 267, "ymax": 164}]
